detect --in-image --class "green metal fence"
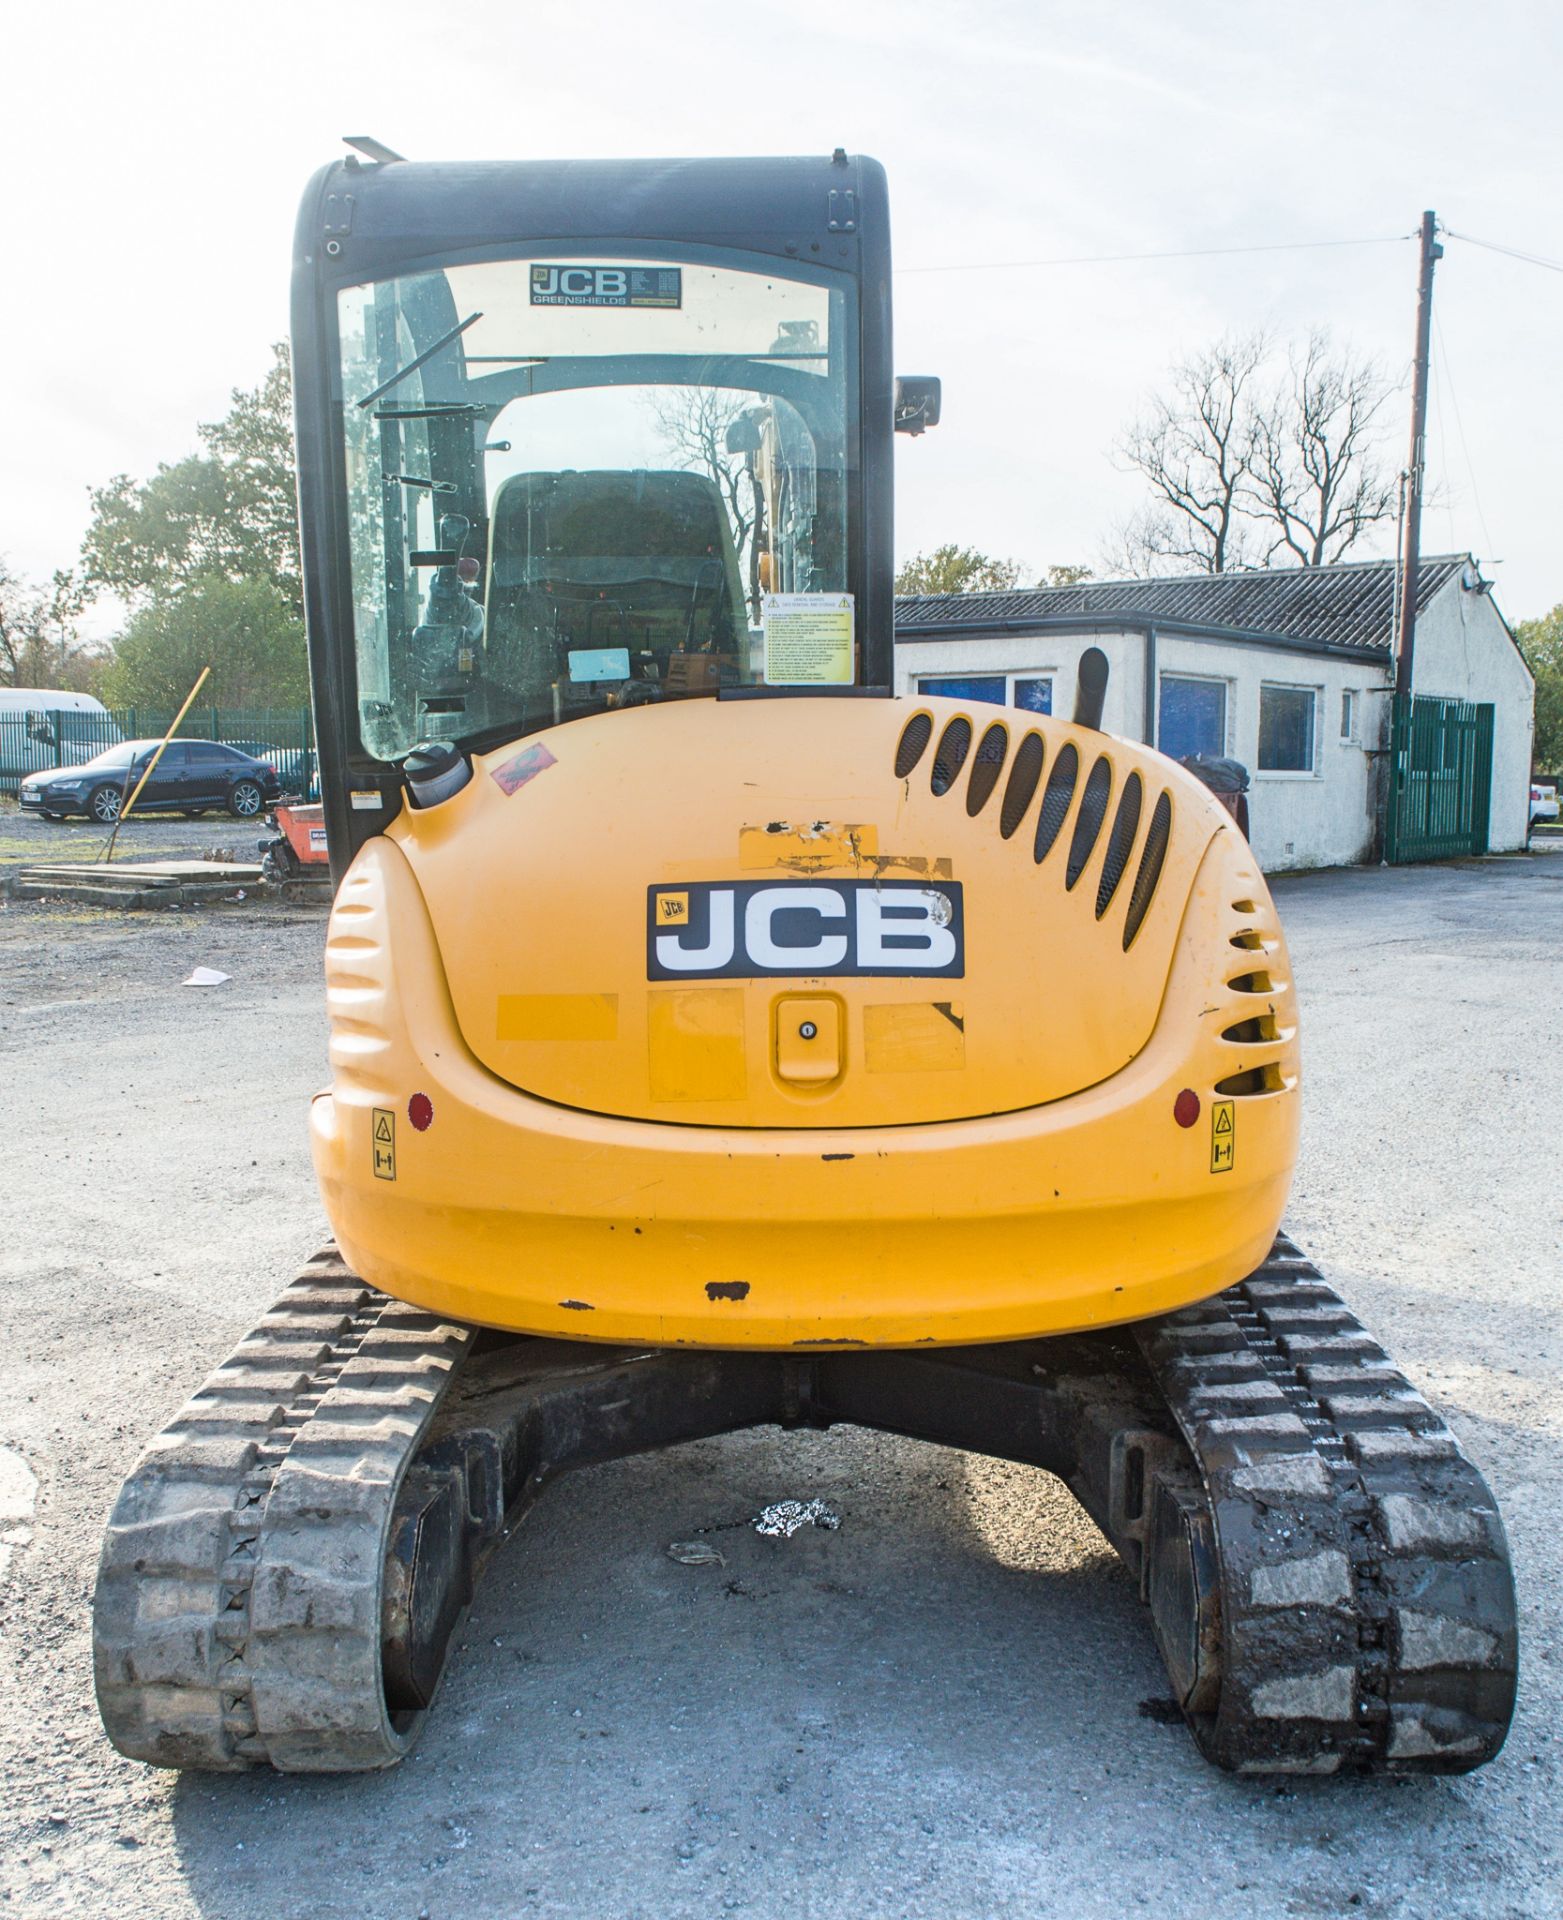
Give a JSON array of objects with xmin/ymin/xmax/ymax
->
[
  {"xmin": 1384, "ymin": 694, "xmax": 1494, "ymax": 864},
  {"xmin": 0, "ymin": 706, "xmax": 317, "ymax": 798}
]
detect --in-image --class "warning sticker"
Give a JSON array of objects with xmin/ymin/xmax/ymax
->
[
  {"xmin": 490, "ymin": 740, "xmax": 558, "ymax": 797},
  {"xmin": 372, "ymin": 1107, "xmax": 397, "ymax": 1182},
  {"xmin": 762, "ymin": 593, "xmax": 854, "ymax": 686},
  {"xmin": 1210, "ymin": 1099, "xmax": 1235, "ymax": 1175}
]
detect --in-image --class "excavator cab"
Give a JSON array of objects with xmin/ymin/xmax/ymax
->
[
  {"xmin": 92, "ymin": 150, "xmax": 1517, "ymax": 1783},
  {"xmin": 299, "ymin": 163, "xmax": 885, "ymax": 855}
]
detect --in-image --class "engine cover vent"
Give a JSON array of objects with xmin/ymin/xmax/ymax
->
[
  {"xmin": 1066, "ymin": 755, "xmax": 1114, "ymax": 889},
  {"xmin": 930, "ymin": 717, "xmax": 973, "ymax": 795},
  {"xmin": 966, "ymin": 722, "xmax": 1009, "ymax": 816},
  {"xmin": 1124, "ymin": 790, "xmax": 1173, "ymax": 950},
  {"xmin": 894, "ymin": 711, "xmax": 934, "ymax": 777},
  {"xmin": 999, "ymin": 732, "xmax": 1045, "ymax": 838},
  {"xmin": 1033, "ymin": 743, "xmax": 1080, "ymax": 864},
  {"xmin": 1097, "ymin": 772, "xmax": 1143, "ymax": 918}
]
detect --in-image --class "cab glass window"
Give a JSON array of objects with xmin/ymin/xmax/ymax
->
[{"xmin": 337, "ymin": 256, "xmax": 855, "ymax": 761}]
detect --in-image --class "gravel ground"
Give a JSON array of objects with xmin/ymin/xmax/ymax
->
[
  {"xmin": 1, "ymin": 855, "xmax": 1559, "ymax": 1920},
  {"xmin": 0, "ymin": 794, "xmax": 268, "ymax": 881}
]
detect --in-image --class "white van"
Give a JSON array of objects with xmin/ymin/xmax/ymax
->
[{"xmin": 0, "ymin": 689, "xmax": 122, "ymax": 783}]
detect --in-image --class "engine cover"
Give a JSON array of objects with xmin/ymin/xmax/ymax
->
[{"xmin": 389, "ymin": 695, "xmax": 1223, "ymax": 1127}]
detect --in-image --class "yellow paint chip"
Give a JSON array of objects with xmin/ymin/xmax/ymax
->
[
  {"xmin": 498, "ymin": 994, "xmax": 619, "ymax": 1042},
  {"xmin": 648, "ymin": 989, "xmax": 747, "ymax": 1102},
  {"xmin": 864, "ymin": 1002, "xmax": 965, "ymax": 1073},
  {"xmin": 739, "ymin": 823, "xmax": 879, "ymax": 871}
]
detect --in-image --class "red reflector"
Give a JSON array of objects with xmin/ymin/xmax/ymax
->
[
  {"xmin": 1174, "ymin": 1089, "xmax": 1200, "ymax": 1129},
  {"xmin": 408, "ymin": 1092, "xmax": 434, "ymax": 1132}
]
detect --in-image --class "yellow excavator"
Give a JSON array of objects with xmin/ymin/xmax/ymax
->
[{"xmin": 93, "ymin": 147, "xmax": 1516, "ymax": 1776}]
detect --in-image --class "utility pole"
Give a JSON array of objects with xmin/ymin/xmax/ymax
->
[{"xmin": 1394, "ymin": 210, "xmax": 1443, "ymax": 697}]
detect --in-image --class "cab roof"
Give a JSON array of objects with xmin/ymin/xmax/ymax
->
[{"xmin": 293, "ymin": 152, "xmax": 886, "ymax": 284}]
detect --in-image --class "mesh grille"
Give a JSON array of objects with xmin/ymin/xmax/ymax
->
[
  {"xmin": 1065, "ymin": 756, "xmax": 1114, "ymax": 891},
  {"xmin": 965, "ymin": 723, "xmax": 1009, "ymax": 817},
  {"xmin": 1095, "ymin": 772, "xmax": 1143, "ymax": 918},
  {"xmin": 1121, "ymin": 790, "xmax": 1172, "ymax": 950},
  {"xmin": 930, "ymin": 717, "xmax": 973, "ymax": 796},
  {"xmin": 999, "ymin": 732, "xmax": 1045, "ymax": 838},
  {"xmin": 894, "ymin": 712, "xmax": 934, "ymax": 778},
  {"xmin": 1032, "ymin": 742, "xmax": 1079, "ymax": 864}
]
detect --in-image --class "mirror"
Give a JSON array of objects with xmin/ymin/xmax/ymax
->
[{"xmin": 893, "ymin": 375, "xmax": 942, "ymax": 436}]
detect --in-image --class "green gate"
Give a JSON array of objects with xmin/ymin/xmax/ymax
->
[{"xmin": 1384, "ymin": 695, "xmax": 1494, "ymax": 863}]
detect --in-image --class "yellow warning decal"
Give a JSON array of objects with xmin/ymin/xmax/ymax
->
[
  {"xmin": 654, "ymin": 891, "xmax": 690, "ymax": 927},
  {"xmin": 1210, "ymin": 1099, "xmax": 1235, "ymax": 1175},
  {"xmin": 372, "ymin": 1107, "xmax": 396, "ymax": 1181}
]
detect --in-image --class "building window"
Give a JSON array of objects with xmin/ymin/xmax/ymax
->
[
  {"xmin": 1340, "ymin": 689, "xmax": 1358, "ymax": 742},
  {"xmin": 918, "ymin": 675, "xmax": 1006, "ymax": 705},
  {"xmin": 917, "ymin": 673, "xmax": 1053, "ymax": 714},
  {"xmin": 1158, "ymin": 675, "xmax": 1227, "ymax": 759},
  {"xmin": 1259, "ymin": 684, "xmax": 1318, "ymax": 773}
]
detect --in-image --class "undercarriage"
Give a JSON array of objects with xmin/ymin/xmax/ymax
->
[{"xmin": 93, "ymin": 1236, "xmax": 1516, "ymax": 1775}]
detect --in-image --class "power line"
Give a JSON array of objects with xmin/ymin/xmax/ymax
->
[
  {"xmin": 1442, "ymin": 229, "xmax": 1563, "ymax": 275},
  {"xmin": 1426, "ymin": 318, "xmax": 1457, "ymax": 559},
  {"xmin": 1432, "ymin": 313, "xmax": 1498, "ymax": 562},
  {"xmin": 894, "ymin": 233, "xmax": 1411, "ymax": 276}
]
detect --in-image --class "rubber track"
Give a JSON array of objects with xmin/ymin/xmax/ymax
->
[
  {"xmin": 93, "ymin": 1248, "xmax": 473, "ymax": 1772},
  {"xmin": 1136, "ymin": 1234, "xmax": 1518, "ymax": 1773}
]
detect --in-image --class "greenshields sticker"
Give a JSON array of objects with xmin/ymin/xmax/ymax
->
[{"xmin": 530, "ymin": 265, "xmax": 682, "ymax": 309}]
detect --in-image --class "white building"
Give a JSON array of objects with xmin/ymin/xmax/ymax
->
[{"xmin": 894, "ymin": 554, "xmax": 1535, "ymax": 871}]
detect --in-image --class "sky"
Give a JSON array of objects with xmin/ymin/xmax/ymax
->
[{"xmin": 3, "ymin": 0, "xmax": 1560, "ymax": 630}]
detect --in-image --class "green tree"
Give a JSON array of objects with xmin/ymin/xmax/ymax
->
[
  {"xmin": 1515, "ymin": 604, "xmax": 1563, "ymax": 773},
  {"xmin": 101, "ymin": 575, "xmax": 307, "ymax": 711},
  {"xmin": 81, "ymin": 344, "xmax": 300, "ymax": 619},
  {"xmin": 1043, "ymin": 563, "xmax": 1094, "ymax": 587},
  {"xmin": 896, "ymin": 546, "xmax": 1025, "ymax": 595}
]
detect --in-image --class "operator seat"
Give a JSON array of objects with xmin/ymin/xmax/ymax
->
[{"xmin": 484, "ymin": 469, "xmax": 748, "ymax": 683}]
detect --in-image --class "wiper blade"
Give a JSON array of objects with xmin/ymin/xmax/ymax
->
[
  {"xmin": 356, "ymin": 312, "xmax": 483, "ymax": 408},
  {"xmin": 392, "ymin": 473, "xmax": 458, "ymax": 493},
  {"xmin": 373, "ymin": 402, "xmax": 482, "ymax": 419}
]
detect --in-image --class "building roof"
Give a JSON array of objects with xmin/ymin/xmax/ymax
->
[{"xmin": 895, "ymin": 554, "xmax": 1473, "ymax": 654}]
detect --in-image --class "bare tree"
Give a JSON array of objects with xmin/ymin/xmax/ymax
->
[
  {"xmin": 0, "ymin": 560, "xmax": 95, "ymax": 689},
  {"xmin": 1112, "ymin": 332, "xmax": 1270, "ymax": 575},
  {"xmin": 1110, "ymin": 330, "xmax": 1398, "ymax": 577},
  {"xmin": 1244, "ymin": 330, "xmax": 1397, "ymax": 566},
  {"xmin": 646, "ymin": 389, "xmax": 760, "ymax": 617}
]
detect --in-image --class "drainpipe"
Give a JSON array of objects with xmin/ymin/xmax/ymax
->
[{"xmin": 1142, "ymin": 626, "xmax": 1158, "ymax": 748}]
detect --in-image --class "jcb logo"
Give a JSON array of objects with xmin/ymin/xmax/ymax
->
[
  {"xmin": 647, "ymin": 880, "xmax": 963, "ymax": 980},
  {"xmin": 532, "ymin": 265, "xmax": 627, "ymax": 300}
]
